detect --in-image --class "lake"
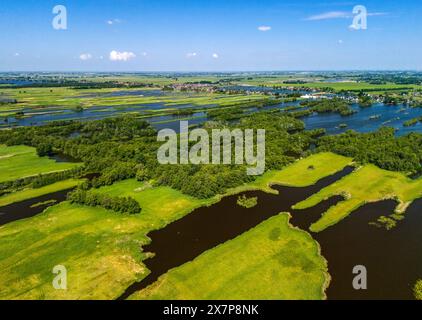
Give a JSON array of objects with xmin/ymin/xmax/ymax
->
[{"xmin": 302, "ymin": 103, "xmax": 422, "ymax": 136}]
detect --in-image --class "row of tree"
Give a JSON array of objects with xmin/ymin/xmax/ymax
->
[{"xmin": 67, "ymin": 188, "xmax": 141, "ymax": 214}]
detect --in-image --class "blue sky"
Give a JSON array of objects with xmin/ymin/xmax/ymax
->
[{"xmin": 0, "ymin": 0, "xmax": 421, "ymax": 71}]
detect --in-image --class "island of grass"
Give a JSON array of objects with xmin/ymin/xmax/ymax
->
[
  {"xmin": 0, "ymin": 145, "xmax": 81, "ymax": 183},
  {"xmin": 293, "ymin": 164, "xmax": 422, "ymax": 232},
  {"xmin": 129, "ymin": 213, "xmax": 329, "ymax": 300},
  {"xmin": 237, "ymin": 194, "xmax": 258, "ymax": 208}
]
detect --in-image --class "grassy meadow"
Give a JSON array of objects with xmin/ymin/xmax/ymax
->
[
  {"xmin": 0, "ymin": 152, "xmax": 352, "ymax": 300},
  {"xmin": 0, "ymin": 181, "xmax": 213, "ymax": 300},
  {"xmin": 0, "ymin": 202, "xmax": 147, "ymax": 300},
  {"xmin": 228, "ymin": 152, "xmax": 353, "ymax": 194},
  {"xmin": 130, "ymin": 213, "xmax": 328, "ymax": 300},
  {"xmin": 0, "ymin": 145, "xmax": 81, "ymax": 183},
  {"xmin": 2, "ymin": 151, "xmax": 420, "ymax": 299},
  {"xmin": 97, "ymin": 180, "xmax": 217, "ymax": 227},
  {"xmin": 293, "ymin": 164, "xmax": 422, "ymax": 232}
]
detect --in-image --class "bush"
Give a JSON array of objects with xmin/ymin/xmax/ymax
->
[
  {"xmin": 237, "ymin": 195, "xmax": 258, "ymax": 208},
  {"xmin": 36, "ymin": 143, "xmax": 53, "ymax": 157}
]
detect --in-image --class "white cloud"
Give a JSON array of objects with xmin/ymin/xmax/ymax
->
[
  {"xmin": 305, "ymin": 11, "xmax": 350, "ymax": 21},
  {"xmin": 258, "ymin": 26, "xmax": 272, "ymax": 32},
  {"xmin": 79, "ymin": 53, "xmax": 92, "ymax": 61},
  {"xmin": 107, "ymin": 19, "xmax": 121, "ymax": 25},
  {"xmin": 338, "ymin": 39, "xmax": 344, "ymax": 44},
  {"xmin": 109, "ymin": 50, "xmax": 136, "ymax": 61},
  {"xmin": 212, "ymin": 53, "xmax": 219, "ymax": 59},
  {"xmin": 186, "ymin": 52, "xmax": 198, "ymax": 58},
  {"xmin": 141, "ymin": 52, "xmax": 148, "ymax": 57},
  {"xmin": 14, "ymin": 53, "xmax": 20, "ymax": 57},
  {"xmin": 305, "ymin": 11, "xmax": 388, "ymax": 21}
]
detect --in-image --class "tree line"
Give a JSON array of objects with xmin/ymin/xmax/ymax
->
[
  {"xmin": 67, "ymin": 188, "xmax": 141, "ymax": 214},
  {"xmin": 316, "ymin": 127, "xmax": 422, "ymax": 175}
]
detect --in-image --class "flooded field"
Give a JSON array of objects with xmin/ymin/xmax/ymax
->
[{"xmin": 3, "ymin": 88, "xmax": 422, "ymax": 136}]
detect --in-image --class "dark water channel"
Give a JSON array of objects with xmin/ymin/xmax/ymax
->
[
  {"xmin": 293, "ymin": 198, "xmax": 422, "ymax": 300},
  {"xmin": 0, "ymin": 153, "xmax": 85, "ymax": 225},
  {"xmin": 118, "ymin": 166, "xmax": 350, "ymax": 299},
  {"xmin": 0, "ymin": 188, "xmax": 72, "ymax": 226},
  {"xmin": 119, "ymin": 165, "xmax": 422, "ymax": 300},
  {"xmin": 0, "ymin": 172, "xmax": 98, "ymax": 226}
]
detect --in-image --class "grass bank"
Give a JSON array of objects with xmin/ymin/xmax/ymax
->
[
  {"xmin": 293, "ymin": 164, "xmax": 422, "ymax": 232},
  {"xmin": 0, "ymin": 153, "xmax": 358, "ymax": 299},
  {"xmin": 227, "ymin": 152, "xmax": 353, "ymax": 194},
  {"xmin": 0, "ymin": 179, "xmax": 83, "ymax": 207},
  {"xmin": 0, "ymin": 145, "xmax": 81, "ymax": 183},
  {"xmin": 0, "ymin": 184, "xmax": 213, "ymax": 299},
  {"xmin": 130, "ymin": 213, "xmax": 329, "ymax": 300}
]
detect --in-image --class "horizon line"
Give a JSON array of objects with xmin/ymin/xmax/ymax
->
[{"xmin": 1, "ymin": 69, "xmax": 421, "ymax": 74}]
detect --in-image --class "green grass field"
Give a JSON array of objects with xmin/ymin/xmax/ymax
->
[
  {"xmin": 0, "ymin": 145, "xmax": 81, "ymax": 183},
  {"xmin": 0, "ymin": 179, "xmax": 83, "ymax": 207},
  {"xmin": 0, "ymin": 182, "xmax": 213, "ymax": 300},
  {"xmin": 228, "ymin": 152, "xmax": 353, "ymax": 194},
  {"xmin": 97, "ymin": 180, "xmax": 217, "ymax": 227},
  {"xmin": 0, "ymin": 202, "xmax": 147, "ymax": 300},
  {"xmin": 4, "ymin": 152, "xmax": 415, "ymax": 300},
  {"xmin": 293, "ymin": 164, "xmax": 422, "ymax": 232},
  {"xmin": 0, "ymin": 152, "xmax": 356, "ymax": 299},
  {"xmin": 130, "ymin": 213, "xmax": 328, "ymax": 300}
]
